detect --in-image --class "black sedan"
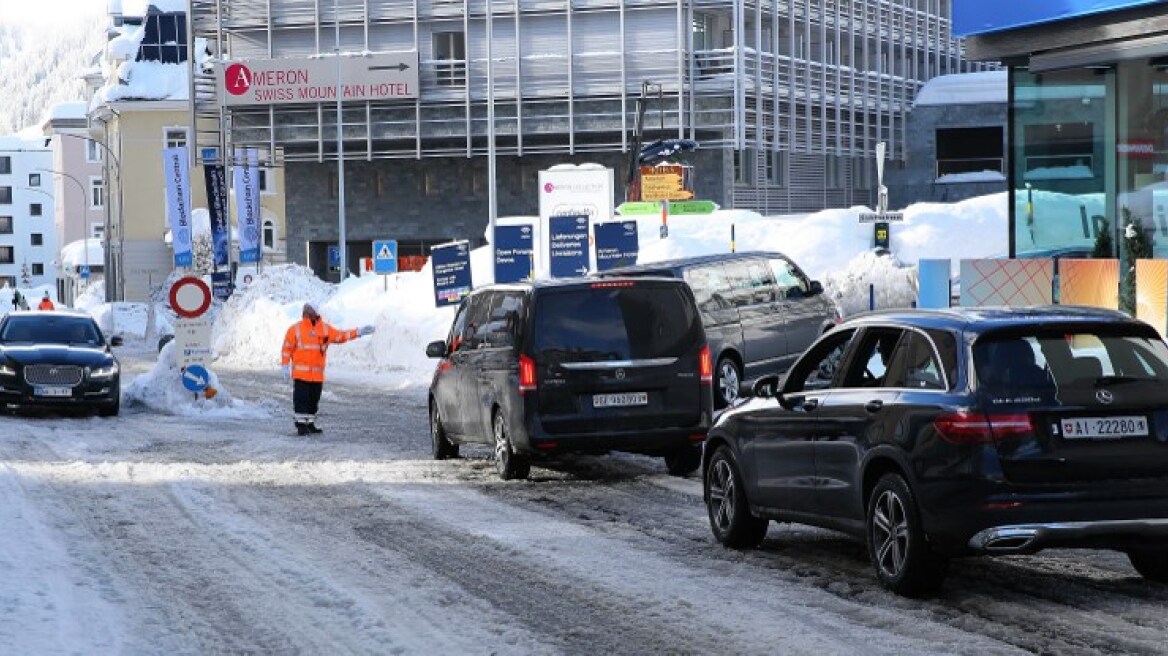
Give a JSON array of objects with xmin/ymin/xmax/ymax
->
[
  {"xmin": 0, "ymin": 311, "xmax": 122, "ymax": 416},
  {"xmin": 702, "ymin": 306, "xmax": 1168, "ymax": 596}
]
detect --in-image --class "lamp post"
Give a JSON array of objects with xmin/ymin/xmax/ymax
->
[
  {"xmin": 486, "ymin": 0, "xmax": 497, "ymax": 269},
  {"xmin": 45, "ymin": 133, "xmax": 122, "ymax": 302},
  {"xmin": 334, "ymin": 0, "xmax": 348, "ymax": 281},
  {"xmin": 36, "ymin": 168, "xmax": 91, "ymax": 279}
]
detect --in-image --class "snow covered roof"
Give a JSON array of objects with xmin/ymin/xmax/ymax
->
[
  {"xmin": 60, "ymin": 239, "xmax": 105, "ymax": 270},
  {"xmin": 114, "ymin": 0, "xmax": 188, "ymax": 17},
  {"xmin": 913, "ymin": 70, "xmax": 1007, "ymax": 107},
  {"xmin": 48, "ymin": 101, "xmax": 88, "ymax": 121},
  {"xmin": 0, "ymin": 134, "xmax": 48, "ymax": 150}
]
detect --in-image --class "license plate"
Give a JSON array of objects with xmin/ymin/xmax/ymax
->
[
  {"xmin": 593, "ymin": 392, "xmax": 648, "ymax": 408},
  {"xmin": 34, "ymin": 386, "xmax": 73, "ymax": 398},
  {"xmin": 1060, "ymin": 415, "xmax": 1148, "ymax": 439}
]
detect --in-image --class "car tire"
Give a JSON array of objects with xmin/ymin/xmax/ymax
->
[
  {"xmin": 714, "ymin": 356, "xmax": 741, "ymax": 409},
  {"xmin": 97, "ymin": 397, "xmax": 120, "ymax": 418},
  {"xmin": 866, "ymin": 473, "xmax": 948, "ymax": 597},
  {"xmin": 1128, "ymin": 550, "xmax": 1168, "ymax": 582},
  {"xmin": 493, "ymin": 411, "xmax": 530, "ymax": 481},
  {"xmin": 664, "ymin": 444, "xmax": 701, "ymax": 476},
  {"xmin": 705, "ymin": 446, "xmax": 768, "ymax": 548},
  {"xmin": 430, "ymin": 402, "xmax": 459, "ymax": 460}
]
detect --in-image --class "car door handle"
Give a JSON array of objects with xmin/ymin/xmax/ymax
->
[
  {"xmin": 865, "ymin": 400, "xmax": 884, "ymax": 413},
  {"xmin": 801, "ymin": 398, "xmax": 819, "ymax": 411}
]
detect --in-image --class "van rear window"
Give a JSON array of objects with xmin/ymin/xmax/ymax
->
[{"xmin": 534, "ymin": 284, "xmax": 702, "ymax": 362}]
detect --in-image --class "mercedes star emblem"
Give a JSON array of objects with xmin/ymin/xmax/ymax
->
[
  {"xmin": 1096, "ymin": 389, "xmax": 1114, "ymax": 404},
  {"xmin": 615, "ymin": 368, "xmax": 626, "ymax": 380}
]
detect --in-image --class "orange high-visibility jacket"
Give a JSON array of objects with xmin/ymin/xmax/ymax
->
[
  {"xmin": 37, "ymin": 299, "xmax": 54, "ymax": 310},
  {"xmin": 281, "ymin": 317, "xmax": 358, "ymax": 382}
]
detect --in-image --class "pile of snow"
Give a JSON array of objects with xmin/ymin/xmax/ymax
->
[{"xmin": 122, "ymin": 341, "xmax": 268, "ymax": 417}]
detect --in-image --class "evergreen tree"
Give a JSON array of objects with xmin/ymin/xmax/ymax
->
[
  {"xmin": 1120, "ymin": 208, "xmax": 1152, "ymax": 315},
  {"xmin": 19, "ymin": 260, "xmax": 31, "ymax": 287},
  {"xmin": 1091, "ymin": 217, "xmax": 1113, "ymax": 258}
]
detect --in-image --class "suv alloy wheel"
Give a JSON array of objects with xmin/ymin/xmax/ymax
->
[
  {"xmin": 705, "ymin": 446, "xmax": 768, "ymax": 548},
  {"xmin": 430, "ymin": 402, "xmax": 459, "ymax": 460},
  {"xmin": 493, "ymin": 411, "xmax": 530, "ymax": 480},
  {"xmin": 715, "ymin": 356, "xmax": 741, "ymax": 409},
  {"xmin": 866, "ymin": 473, "xmax": 948, "ymax": 597}
]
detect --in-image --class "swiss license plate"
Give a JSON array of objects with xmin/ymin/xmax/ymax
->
[
  {"xmin": 34, "ymin": 386, "xmax": 73, "ymax": 398},
  {"xmin": 1060, "ymin": 415, "xmax": 1148, "ymax": 439},
  {"xmin": 593, "ymin": 392, "xmax": 648, "ymax": 408}
]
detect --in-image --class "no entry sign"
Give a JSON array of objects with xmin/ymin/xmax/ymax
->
[{"xmin": 169, "ymin": 276, "xmax": 213, "ymax": 319}]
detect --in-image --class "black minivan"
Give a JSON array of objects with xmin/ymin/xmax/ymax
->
[
  {"xmin": 603, "ymin": 251, "xmax": 839, "ymax": 408},
  {"xmin": 426, "ymin": 278, "xmax": 714, "ymax": 480}
]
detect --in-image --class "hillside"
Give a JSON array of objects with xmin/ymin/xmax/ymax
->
[{"xmin": 0, "ymin": 11, "xmax": 106, "ymax": 134}]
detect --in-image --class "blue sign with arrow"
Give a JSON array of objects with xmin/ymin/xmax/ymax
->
[
  {"xmin": 79, "ymin": 265, "xmax": 90, "ymax": 280},
  {"xmin": 182, "ymin": 364, "xmax": 210, "ymax": 392},
  {"xmin": 594, "ymin": 220, "xmax": 639, "ymax": 271},
  {"xmin": 373, "ymin": 239, "xmax": 399, "ymax": 274},
  {"xmin": 549, "ymin": 215, "xmax": 590, "ymax": 278}
]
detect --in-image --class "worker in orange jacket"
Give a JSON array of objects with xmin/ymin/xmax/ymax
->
[
  {"xmin": 37, "ymin": 292, "xmax": 55, "ymax": 311},
  {"xmin": 281, "ymin": 302, "xmax": 375, "ymax": 435}
]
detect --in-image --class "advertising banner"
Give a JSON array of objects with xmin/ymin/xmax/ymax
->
[
  {"xmin": 233, "ymin": 148, "xmax": 263, "ymax": 264},
  {"xmin": 548, "ymin": 215, "xmax": 590, "ymax": 278},
  {"xmin": 494, "ymin": 224, "xmax": 533, "ymax": 283},
  {"xmin": 959, "ymin": 259, "xmax": 1054, "ymax": 307},
  {"xmin": 203, "ymin": 163, "xmax": 231, "ymax": 268},
  {"xmin": 917, "ymin": 259, "xmax": 951, "ymax": 309},
  {"xmin": 219, "ymin": 51, "xmax": 420, "ymax": 106},
  {"xmin": 1058, "ymin": 259, "xmax": 1119, "ymax": 309},
  {"xmin": 594, "ymin": 220, "xmax": 639, "ymax": 271},
  {"xmin": 431, "ymin": 241, "xmax": 473, "ymax": 307},
  {"xmin": 162, "ymin": 146, "xmax": 194, "ymax": 268},
  {"xmin": 1136, "ymin": 259, "xmax": 1168, "ymax": 336},
  {"xmin": 210, "ymin": 270, "xmax": 234, "ymax": 302}
]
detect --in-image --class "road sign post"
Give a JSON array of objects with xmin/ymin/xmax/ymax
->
[{"xmin": 373, "ymin": 239, "xmax": 399, "ymax": 291}]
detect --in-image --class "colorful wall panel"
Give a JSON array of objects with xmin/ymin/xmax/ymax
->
[
  {"xmin": 1058, "ymin": 259, "xmax": 1119, "ymax": 309},
  {"xmin": 1136, "ymin": 259, "xmax": 1168, "ymax": 335},
  {"xmin": 917, "ymin": 259, "xmax": 952, "ymax": 309},
  {"xmin": 960, "ymin": 259, "xmax": 1053, "ymax": 307}
]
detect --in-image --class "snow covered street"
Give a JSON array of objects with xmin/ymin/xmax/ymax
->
[{"xmin": 0, "ymin": 344, "xmax": 1165, "ymax": 655}]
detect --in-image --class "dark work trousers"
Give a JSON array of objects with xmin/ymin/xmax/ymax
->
[{"xmin": 292, "ymin": 379, "xmax": 324, "ymax": 422}]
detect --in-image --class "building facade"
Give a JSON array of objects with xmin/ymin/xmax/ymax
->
[
  {"xmin": 191, "ymin": 0, "xmax": 991, "ymax": 277},
  {"xmin": 0, "ymin": 136, "xmax": 58, "ymax": 293},
  {"xmin": 958, "ymin": 0, "xmax": 1168, "ymax": 259}
]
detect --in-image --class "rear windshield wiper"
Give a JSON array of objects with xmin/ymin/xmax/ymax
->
[{"xmin": 1091, "ymin": 375, "xmax": 1149, "ymax": 387}]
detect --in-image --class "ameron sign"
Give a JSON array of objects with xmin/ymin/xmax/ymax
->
[
  {"xmin": 1118, "ymin": 140, "xmax": 1156, "ymax": 159},
  {"xmin": 219, "ymin": 52, "xmax": 419, "ymax": 106}
]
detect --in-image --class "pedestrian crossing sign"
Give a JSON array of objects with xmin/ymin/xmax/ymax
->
[{"xmin": 372, "ymin": 239, "xmax": 399, "ymax": 275}]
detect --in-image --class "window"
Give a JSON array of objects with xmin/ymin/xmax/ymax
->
[
  {"xmin": 90, "ymin": 177, "xmax": 105, "ymax": 208},
  {"xmin": 1022, "ymin": 122, "xmax": 1096, "ymax": 180},
  {"xmin": 31, "ymin": 233, "xmax": 43, "ymax": 246},
  {"xmin": 0, "ymin": 157, "xmax": 9, "ymax": 174},
  {"xmin": 30, "ymin": 203, "xmax": 42, "ymax": 217},
  {"xmin": 31, "ymin": 263, "xmax": 44, "ymax": 276},
  {"xmin": 137, "ymin": 12, "xmax": 188, "ymax": 63},
  {"xmin": 692, "ymin": 13, "xmax": 713, "ymax": 51},
  {"xmin": 766, "ymin": 151, "xmax": 785, "ymax": 185},
  {"xmin": 723, "ymin": 259, "xmax": 776, "ymax": 307},
  {"xmin": 28, "ymin": 173, "xmax": 41, "ymax": 187},
  {"xmin": 935, "ymin": 126, "xmax": 1005, "ymax": 179},
  {"xmin": 478, "ymin": 292, "xmax": 525, "ymax": 348},
  {"xmin": 684, "ymin": 265, "xmax": 733, "ymax": 314},
  {"xmin": 259, "ymin": 168, "xmax": 270, "ymax": 193},
  {"xmin": 769, "ymin": 257, "xmax": 810, "ymax": 298},
  {"xmin": 883, "ymin": 332, "xmax": 947, "ymax": 390},
  {"xmin": 733, "ymin": 150, "xmax": 754, "ymax": 185},
  {"xmin": 0, "ymin": 246, "xmax": 12, "ymax": 264},
  {"xmin": 825, "ymin": 154, "xmax": 844, "ymax": 189},
  {"xmin": 0, "ymin": 276, "xmax": 14, "ymax": 288},
  {"xmin": 86, "ymin": 140, "xmax": 103, "ymax": 163},
  {"xmin": 0, "ymin": 187, "xmax": 10, "ymax": 204},
  {"xmin": 842, "ymin": 328, "xmax": 907, "ymax": 388},
  {"xmin": 263, "ymin": 219, "xmax": 275, "ymax": 249},
  {"xmin": 92, "ymin": 224, "xmax": 104, "ymax": 238},
  {"xmin": 0, "ymin": 216, "xmax": 11, "ymax": 234},
  {"xmin": 433, "ymin": 32, "xmax": 467, "ymax": 87},
  {"xmin": 784, "ymin": 329, "xmax": 857, "ymax": 392},
  {"xmin": 164, "ymin": 127, "xmax": 188, "ymax": 149}
]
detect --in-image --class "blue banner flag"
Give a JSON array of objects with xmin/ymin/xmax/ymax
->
[
  {"xmin": 431, "ymin": 241, "xmax": 473, "ymax": 307},
  {"xmin": 548, "ymin": 215, "xmax": 590, "ymax": 278},
  {"xmin": 494, "ymin": 224, "xmax": 534, "ymax": 283},
  {"xmin": 162, "ymin": 146, "xmax": 193, "ymax": 268},
  {"xmin": 594, "ymin": 220, "xmax": 639, "ymax": 271},
  {"xmin": 203, "ymin": 163, "xmax": 231, "ymax": 268},
  {"xmin": 233, "ymin": 148, "xmax": 262, "ymax": 264}
]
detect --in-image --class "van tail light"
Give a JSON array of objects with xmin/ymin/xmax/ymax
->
[
  {"xmin": 933, "ymin": 411, "xmax": 1033, "ymax": 445},
  {"xmin": 699, "ymin": 345, "xmax": 713, "ymax": 385},
  {"xmin": 518, "ymin": 354, "xmax": 537, "ymax": 394}
]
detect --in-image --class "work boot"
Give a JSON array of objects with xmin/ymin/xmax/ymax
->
[
  {"xmin": 295, "ymin": 422, "xmax": 310, "ymax": 436},
  {"xmin": 306, "ymin": 422, "xmax": 323, "ymax": 434}
]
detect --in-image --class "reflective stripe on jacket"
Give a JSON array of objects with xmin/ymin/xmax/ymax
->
[{"xmin": 280, "ymin": 317, "xmax": 357, "ymax": 382}]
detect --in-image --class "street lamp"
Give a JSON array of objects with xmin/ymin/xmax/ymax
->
[
  {"xmin": 334, "ymin": 0, "xmax": 348, "ymax": 281},
  {"xmin": 36, "ymin": 169, "xmax": 92, "ymax": 279},
  {"xmin": 45, "ymin": 133, "xmax": 121, "ymax": 301}
]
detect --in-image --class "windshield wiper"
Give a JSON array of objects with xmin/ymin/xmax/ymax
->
[{"xmin": 1092, "ymin": 375, "xmax": 1149, "ymax": 387}]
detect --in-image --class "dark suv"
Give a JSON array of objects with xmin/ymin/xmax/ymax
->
[
  {"xmin": 426, "ymin": 278, "xmax": 713, "ymax": 480},
  {"xmin": 602, "ymin": 251, "xmax": 838, "ymax": 408},
  {"xmin": 702, "ymin": 306, "xmax": 1168, "ymax": 595}
]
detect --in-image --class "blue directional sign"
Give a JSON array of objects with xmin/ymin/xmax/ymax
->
[
  {"xmin": 373, "ymin": 239, "xmax": 399, "ymax": 274},
  {"xmin": 182, "ymin": 364, "xmax": 210, "ymax": 392},
  {"xmin": 211, "ymin": 270, "xmax": 233, "ymax": 301},
  {"xmin": 494, "ymin": 225, "xmax": 533, "ymax": 284},
  {"xmin": 328, "ymin": 245, "xmax": 341, "ymax": 272},
  {"xmin": 594, "ymin": 220, "xmax": 639, "ymax": 271},
  {"xmin": 549, "ymin": 215, "xmax": 590, "ymax": 278},
  {"xmin": 79, "ymin": 265, "xmax": 90, "ymax": 280}
]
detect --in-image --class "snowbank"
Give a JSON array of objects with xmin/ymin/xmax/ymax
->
[{"xmin": 123, "ymin": 342, "xmax": 269, "ymax": 417}]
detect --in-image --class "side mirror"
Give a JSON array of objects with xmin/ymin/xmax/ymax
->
[
  {"xmin": 425, "ymin": 340, "xmax": 447, "ymax": 358},
  {"xmin": 808, "ymin": 280, "xmax": 824, "ymax": 296},
  {"xmin": 109, "ymin": 335, "xmax": 123, "ymax": 347},
  {"xmin": 752, "ymin": 374, "xmax": 781, "ymax": 399}
]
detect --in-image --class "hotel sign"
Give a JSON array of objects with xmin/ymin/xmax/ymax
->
[{"xmin": 218, "ymin": 51, "xmax": 419, "ymax": 106}]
